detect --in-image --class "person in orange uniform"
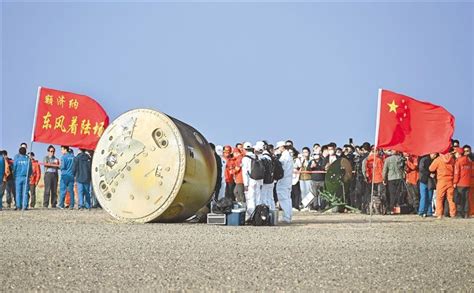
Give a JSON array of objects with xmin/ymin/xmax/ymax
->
[
  {"xmin": 365, "ymin": 149, "xmax": 385, "ymax": 214},
  {"xmin": 405, "ymin": 153, "xmax": 419, "ymax": 213},
  {"xmin": 223, "ymin": 145, "xmax": 235, "ymax": 200},
  {"xmin": 464, "ymin": 146, "xmax": 474, "ymax": 216},
  {"xmin": 429, "ymin": 152, "xmax": 456, "ymax": 218},
  {"xmin": 232, "ymin": 147, "xmax": 245, "ymax": 204},
  {"xmin": 453, "ymin": 147, "xmax": 472, "ymax": 218},
  {"xmin": 28, "ymin": 152, "xmax": 42, "ymax": 208}
]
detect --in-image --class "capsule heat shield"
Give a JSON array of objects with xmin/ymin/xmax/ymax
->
[{"xmin": 92, "ymin": 109, "xmax": 216, "ymax": 223}]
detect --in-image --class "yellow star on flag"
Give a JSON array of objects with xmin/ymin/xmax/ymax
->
[{"xmin": 387, "ymin": 100, "xmax": 399, "ymax": 113}]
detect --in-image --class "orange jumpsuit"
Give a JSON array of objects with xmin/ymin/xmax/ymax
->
[
  {"xmin": 429, "ymin": 154, "xmax": 456, "ymax": 217},
  {"xmin": 29, "ymin": 160, "xmax": 42, "ymax": 185},
  {"xmin": 406, "ymin": 156, "xmax": 419, "ymax": 185},
  {"xmin": 365, "ymin": 153, "xmax": 384, "ymax": 184},
  {"xmin": 232, "ymin": 149, "xmax": 244, "ymax": 185}
]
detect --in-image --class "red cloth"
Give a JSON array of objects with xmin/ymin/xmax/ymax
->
[
  {"xmin": 32, "ymin": 87, "xmax": 109, "ymax": 150},
  {"xmin": 376, "ymin": 89, "xmax": 454, "ymax": 156}
]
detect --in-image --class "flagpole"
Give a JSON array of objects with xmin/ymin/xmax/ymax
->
[
  {"xmin": 31, "ymin": 87, "xmax": 41, "ymax": 142},
  {"xmin": 369, "ymin": 89, "xmax": 383, "ymax": 222},
  {"xmin": 23, "ymin": 87, "xmax": 41, "ymax": 210}
]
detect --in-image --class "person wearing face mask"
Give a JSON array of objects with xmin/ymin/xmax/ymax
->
[
  {"xmin": 299, "ymin": 147, "xmax": 313, "ymax": 209},
  {"xmin": 324, "ymin": 144, "xmax": 338, "ymax": 170},
  {"xmin": 274, "ymin": 141, "xmax": 294, "ymax": 223},
  {"xmin": 308, "ymin": 144, "xmax": 326, "ymax": 210}
]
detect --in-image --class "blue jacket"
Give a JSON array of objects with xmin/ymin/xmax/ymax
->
[
  {"xmin": 73, "ymin": 152, "xmax": 92, "ymax": 183},
  {"xmin": 13, "ymin": 154, "xmax": 32, "ymax": 177},
  {"xmin": 61, "ymin": 153, "xmax": 75, "ymax": 177},
  {"xmin": 0, "ymin": 157, "xmax": 5, "ymax": 181}
]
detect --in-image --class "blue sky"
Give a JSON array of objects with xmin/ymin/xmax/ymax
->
[{"xmin": 1, "ymin": 2, "xmax": 473, "ymax": 156}]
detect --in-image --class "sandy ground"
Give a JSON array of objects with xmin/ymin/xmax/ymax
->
[{"xmin": 0, "ymin": 208, "xmax": 473, "ymax": 292}]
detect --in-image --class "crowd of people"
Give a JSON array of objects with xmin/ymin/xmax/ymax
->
[
  {"xmin": 210, "ymin": 139, "xmax": 473, "ymax": 223},
  {"xmin": 0, "ymin": 143, "xmax": 96, "ymax": 211},
  {"xmin": 1, "ymin": 139, "xmax": 473, "ymax": 224}
]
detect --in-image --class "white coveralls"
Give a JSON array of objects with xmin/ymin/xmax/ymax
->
[
  {"xmin": 276, "ymin": 150, "xmax": 294, "ymax": 223},
  {"xmin": 217, "ymin": 157, "xmax": 226, "ymax": 200},
  {"xmin": 261, "ymin": 152, "xmax": 275, "ymax": 210},
  {"xmin": 242, "ymin": 151, "xmax": 263, "ymax": 219}
]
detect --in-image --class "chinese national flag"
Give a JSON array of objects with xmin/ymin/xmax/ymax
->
[
  {"xmin": 376, "ymin": 89, "xmax": 455, "ymax": 156},
  {"xmin": 32, "ymin": 87, "xmax": 109, "ymax": 150}
]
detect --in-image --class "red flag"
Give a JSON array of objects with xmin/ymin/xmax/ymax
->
[
  {"xmin": 376, "ymin": 89, "xmax": 455, "ymax": 156},
  {"xmin": 32, "ymin": 87, "xmax": 109, "ymax": 150}
]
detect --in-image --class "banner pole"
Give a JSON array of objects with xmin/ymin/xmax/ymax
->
[
  {"xmin": 369, "ymin": 89, "xmax": 383, "ymax": 223},
  {"xmin": 31, "ymin": 87, "xmax": 41, "ymax": 142},
  {"xmin": 23, "ymin": 87, "xmax": 41, "ymax": 210}
]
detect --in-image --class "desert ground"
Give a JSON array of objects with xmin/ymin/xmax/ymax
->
[{"xmin": 1, "ymin": 205, "xmax": 473, "ymax": 291}]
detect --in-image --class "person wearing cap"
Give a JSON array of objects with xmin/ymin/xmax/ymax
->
[
  {"xmin": 453, "ymin": 147, "xmax": 471, "ymax": 218},
  {"xmin": 241, "ymin": 142, "xmax": 260, "ymax": 219},
  {"xmin": 275, "ymin": 141, "xmax": 294, "ymax": 223},
  {"xmin": 429, "ymin": 152, "xmax": 456, "ymax": 218},
  {"xmin": 232, "ymin": 147, "xmax": 245, "ymax": 203},
  {"xmin": 28, "ymin": 152, "xmax": 42, "ymax": 208},
  {"xmin": 253, "ymin": 141, "xmax": 266, "ymax": 206},
  {"xmin": 13, "ymin": 147, "xmax": 32, "ymax": 210}
]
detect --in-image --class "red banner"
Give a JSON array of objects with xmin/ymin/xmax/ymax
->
[
  {"xmin": 32, "ymin": 87, "xmax": 109, "ymax": 150},
  {"xmin": 376, "ymin": 89, "xmax": 455, "ymax": 156}
]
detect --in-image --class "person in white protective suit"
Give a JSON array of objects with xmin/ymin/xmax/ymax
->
[
  {"xmin": 241, "ymin": 142, "xmax": 261, "ymax": 220},
  {"xmin": 215, "ymin": 145, "xmax": 226, "ymax": 200},
  {"xmin": 258, "ymin": 141, "xmax": 276, "ymax": 210},
  {"xmin": 275, "ymin": 141, "xmax": 294, "ymax": 223}
]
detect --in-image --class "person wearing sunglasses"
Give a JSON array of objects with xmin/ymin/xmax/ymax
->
[{"xmin": 43, "ymin": 145, "xmax": 59, "ymax": 208}]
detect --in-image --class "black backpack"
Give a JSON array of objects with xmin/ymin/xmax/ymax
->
[
  {"xmin": 272, "ymin": 157, "xmax": 284, "ymax": 181},
  {"xmin": 246, "ymin": 155, "xmax": 265, "ymax": 180},
  {"xmin": 262, "ymin": 154, "xmax": 274, "ymax": 184},
  {"xmin": 251, "ymin": 204, "xmax": 271, "ymax": 226},
  {"xmin": 213, "ymin": 197, "xmax": 233, "ymax": 214}
]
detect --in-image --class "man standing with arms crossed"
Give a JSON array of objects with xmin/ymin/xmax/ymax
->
[{"xmin": 43, "ymin": 145, "xmax": 60, "ymax": 208}]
